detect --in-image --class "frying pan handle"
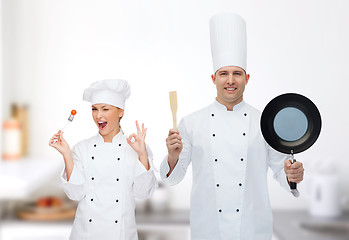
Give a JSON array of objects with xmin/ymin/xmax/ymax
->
[
  {"xmin": 289, "ymin": 159, "xmax": 300, "ymax": 199},
  {"xmin": 290, "ymin": 159, "xmax": 297, "ymax": 189}
]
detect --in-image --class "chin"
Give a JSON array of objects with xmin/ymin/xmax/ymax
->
[{"xmin": 99, "ymin": 129, "xmax": 109, "ymax": 135}]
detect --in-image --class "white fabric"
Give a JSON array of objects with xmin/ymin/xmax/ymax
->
[
  {"xmin": 160, "ymin": 100, "xmax": 291, "ymax": 240},
  {"xmin": 83, "ymin": 79, "xmax": 131, "ymax": 109},
  {"xmin": 61, "ymin": 132, "xmax": 157, "ymax": 240},
  {"xmin": 210, "ymin": 12, "xmax": 247, "ymax": 73}
]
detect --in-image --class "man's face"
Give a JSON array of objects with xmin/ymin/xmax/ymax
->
[{"xmin": 211, "ymin": 66, "xmax": 250, "ymax": 107}]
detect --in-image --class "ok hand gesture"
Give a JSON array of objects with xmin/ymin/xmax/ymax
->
[{"xmin": 127, "ymin": 121, "xmax": 149, "ymax": 170}]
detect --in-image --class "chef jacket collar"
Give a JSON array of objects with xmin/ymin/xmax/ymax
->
[
  {"xmin": 96, "ymin": 130, "xmax": 123, "ymax": 143},
  {"xmin": 214, "ymin": 99, "xmax": 245, "ymax": 111}
]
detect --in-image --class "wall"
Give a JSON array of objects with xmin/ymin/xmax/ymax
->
[{"xmin": 2, "ymin": 0, "xmax": 349, "ymax": 210}]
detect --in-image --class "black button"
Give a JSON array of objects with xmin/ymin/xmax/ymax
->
[
  {"xmin": 211, "ymin": 113, "xmax": 214, "ymax": 117},
  {"xmin": 116, "ymin": 199, "xmax": 119, "ymax": 203},
  {"xmin": 91, "ymin": 177, "xmax": 94, "ymax": 180},
  {"xmin": 91, "ymin": 156, "xmax": 94, "ymax": 160},
  {"xmin": 239, "ymin": 183, "xmax": 242, "ymax": 186},
  {"xmin": 215, "ymin": 159, "xmax": 218, "ymax": 162},
  {"xmin": 213, "ymin": 134, "xmax": 215, "ymax": 137},
  {"xmin": 236, "ymin": 209, "xmax": 240, "ymax": 212},
  {"xmin": 117, "ymin": 158, "xmax": 120, "ymax": 161},
  {"xmin": 91, "ymin": 198, "xmax": 93, "ymax": 201},
  {"xmin": 243, "ymin": 133, "xmax": 246, "ymax": 136},
  {"xmin": 241, "ymin": 158, "xmax": 244, "ymax": 161},
  {"xmin": 116, "ymin": 178, "xmax": 119, "ymax": 181},
  {"xmin": 216, "ymin": 184, "xmax": 219, "ymax": 187},
  {"xmin": 94, "ymin": 144, "xmax": 96, "ymax": 147},
  {"xmin": 115, "ymin": 220, "xmax": 118, "ymax": 223},
  {"xmin": 244, "ymin": 113, "xmax": 247, "ymax": 116},
  {"xmin": 219, "ymin": 209, "xmax": 222, "ymax": 213},
  {"xmin": 119, "ymin": 144, "xmax": 121, "ymax": 147},
  {"xmin": 89, "ymin": 219, "xmax": 92, "ymax": 222}
]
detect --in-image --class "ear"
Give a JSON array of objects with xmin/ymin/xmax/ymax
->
[
  {"xmin": 245, "ymin": 73, "xmax": 250, "ymax": 85},
  {"xmin": 119, "ymin": 109, "xmax": 124, "ymax": 118},
  {"xmin": 211, "ymin": 74, "xmax": 216, "ymax": 85}
]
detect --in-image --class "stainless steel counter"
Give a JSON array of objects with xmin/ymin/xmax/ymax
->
[{"xmin": 273, "ymin": 210, "xmax": 349, "ymax": 240}]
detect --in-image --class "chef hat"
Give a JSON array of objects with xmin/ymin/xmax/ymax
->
[
  {"xmin": 209, "ymin": 12, "xmax": 247, "ymax": 73},
  {"xmin": 83, "ymin": 79, "xmax": 131, "ymax": 110}
]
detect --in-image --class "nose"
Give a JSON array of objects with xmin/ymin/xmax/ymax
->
[
  {"xmin": 96, "ymin": 110, "xmax": 103, "ymax": 119},
  {"xmin": 227, "ymin": 73, "xmax": 235, "ymax": 85}
]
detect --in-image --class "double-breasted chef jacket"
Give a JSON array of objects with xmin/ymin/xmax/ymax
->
[
  {"xmin": 160, "ymin": 100, "xmax": 291, "ymax": 240},
  {"xmin": 61, "ymin": 132, "xmax": 157, "ymax": 240}
]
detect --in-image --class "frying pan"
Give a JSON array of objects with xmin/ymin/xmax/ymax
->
[{"xmin": 260, "ymin": 93, "xmax": 321, "ymax": 197}]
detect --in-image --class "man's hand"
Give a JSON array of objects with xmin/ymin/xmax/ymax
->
[
  {"xmin": 284, "ymin": 160, "xmax": 304, "ymax": 184},
  {"xmin": 166, "ymin": 129, "xmax": 183, "ymax": 176}
]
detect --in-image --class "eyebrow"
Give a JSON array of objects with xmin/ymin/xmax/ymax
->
[
  {"xmin": 92, "ymin": 105, "xmax": 108, "ymax": 108},
  {"xmin": 217, "ymin": 70, "xmax": 243, "ymax": 74}
]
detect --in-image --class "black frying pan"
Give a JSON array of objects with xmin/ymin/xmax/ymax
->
[{"xmin": 260, "ymin": 93, "xmax": 321, "ymax": 197}]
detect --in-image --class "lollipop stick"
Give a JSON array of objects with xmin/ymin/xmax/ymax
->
[
  {"xmin": 61, "ymin": 121, "xmax": 70, "ymax": 132},
  {"xmin": 52, "ymin": 110, "xmax": 77, "ymax": 143}
]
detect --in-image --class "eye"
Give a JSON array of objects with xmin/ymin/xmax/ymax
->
[
  {"xmin": 220, "ymin": 72, "xmax": 227, "ymax": 76},
  {"xmin": 103, "ymin": 108, "xmax": 109, "ymax": 111},
  {"xmin": 234, "ymin": 72, "xmax": 242, "ymax": 76},
  {"xmin": 92, "ymin": 108, "xmax": 97, "ymax": 111}
]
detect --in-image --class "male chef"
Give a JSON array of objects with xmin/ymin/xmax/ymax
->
[{"xmin": 160, "ymin": 12, "xmax": 304, "ymax": 240}]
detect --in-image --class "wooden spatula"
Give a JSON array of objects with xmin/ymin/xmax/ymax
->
[{"xmin": 169, "ymin": 91, "xmax": 177, "ymax": 129}]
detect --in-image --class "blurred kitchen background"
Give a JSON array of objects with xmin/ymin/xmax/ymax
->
[{"xmin": 1, "ymin": 0, "xmax": 349, "ymax": 239}]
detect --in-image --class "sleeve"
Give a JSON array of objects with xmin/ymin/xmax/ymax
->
[
  {"xmin": 60, "ymin": 144, "xmax": 86, "ymax": 201},
  {"xmin": 160, "ymin": 117, "xmax": 192, "ymax": 186},
  {"xmin": 267, "ymin": 145, "xmax": 293, "ymax": 193},
  {"xmin": 132, "ymin": 144, "xmax": 158, "ymax": 199}
]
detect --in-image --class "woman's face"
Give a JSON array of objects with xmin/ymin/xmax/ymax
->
[{"xmin": 92, "ymin": 103, "xmax": 124, "ymax": 142}]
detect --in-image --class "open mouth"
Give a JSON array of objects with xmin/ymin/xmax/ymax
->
[{"xmin": 98, "ymin": 121, "xmax": 108, "ymax": 130}]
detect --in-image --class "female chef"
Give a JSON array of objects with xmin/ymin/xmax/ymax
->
[{"xmin": 49, "ymin": 79, "xmax": 157, "ymax": 240}]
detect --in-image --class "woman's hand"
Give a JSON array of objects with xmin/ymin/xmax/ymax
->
[
  {"xmin": 49, "ymin": 130, "xmax": 71, "ymax": 156},
  {"xmin": 127, "ymin": 121, "xmax": 149, "ymax": 170},
  {"xmin": 49, "ymin": 130, "xmax": 74, "ymax": 181}
]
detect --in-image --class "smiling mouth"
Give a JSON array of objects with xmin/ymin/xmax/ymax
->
[
  {"xmin": 225, "ymin": 87, "xmax": 237, "ymax": 91},
  {"xmin": 98, "ymin": 122, "xmax": 108, "ymax": 130}
]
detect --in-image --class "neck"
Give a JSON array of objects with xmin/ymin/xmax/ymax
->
[
  {"xmin": 101, "ymin": 128, "xmax": 120, "ymax": 142},
  {"xmin": 216, "ymin": 96, "xmax": 243, "ymax": 111}
]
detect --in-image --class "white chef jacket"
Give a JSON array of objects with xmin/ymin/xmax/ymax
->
[
  {"xmin": 61, "ymin": 132, "xmax": 157, "ymax": 240},
  {"xmin": 160, "ymin": 100, "xmax": 292, "ymax": 240}
]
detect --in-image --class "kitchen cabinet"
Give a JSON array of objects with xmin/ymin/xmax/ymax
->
[{"xmin": 273, "ymin": 210, "xmax": 349, "ymax": 240}]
